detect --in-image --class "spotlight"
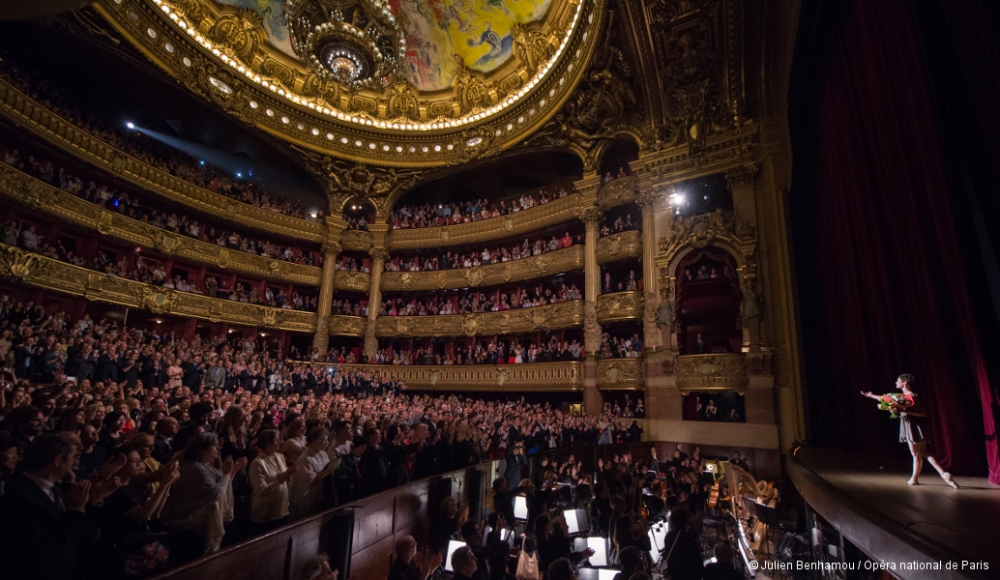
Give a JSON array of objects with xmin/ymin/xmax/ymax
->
[
  {"xmin": 310, "ymin": 211, "xmax": 318, "ymax": 219},
  {"xmin": 126, "ymin": 121, "xmax": 135, "ymax": 129},
  {"xmin": 236, "ymin": 172, "xmax": 242, "ymax": 178},
  {"xmin": 670, "ymin": 193, "xmax": 686, "ymax": 205},
  {"xmin": 199, "ymin": 160, "xmax": 205, "ymax": 166}
]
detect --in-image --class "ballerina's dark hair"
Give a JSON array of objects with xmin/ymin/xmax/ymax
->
[{"xmin": 898, "ymin": 373, "xmax": 916, "ymax": 388}]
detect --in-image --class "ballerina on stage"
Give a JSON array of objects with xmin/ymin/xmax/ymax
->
[{"xmin": 861, "ymin": 373, "xmax": 959, "ymax": 488}]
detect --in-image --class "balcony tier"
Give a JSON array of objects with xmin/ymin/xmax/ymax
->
[
  {"xmin": 0, "ymin": 78, "xmax": 324, "ymax": 242},
  {"xmin": 0, "ymin": 243, "xmax": 316, "ymax": 333},
  {"xmin": 380, "ymin": 245, "xmax": 584, "ymax": 292}
]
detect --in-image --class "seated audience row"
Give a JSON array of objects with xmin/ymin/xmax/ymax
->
[
  {"xmin": 389, "ymin": 187, "xmax": 571, "ymax": 230},
  {"xmin": 385, "ymin": 234, "xmax": 578, "ymax": 272}
]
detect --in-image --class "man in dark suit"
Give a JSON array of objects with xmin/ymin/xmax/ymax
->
[
  {"xmin": 388, "ymin": 535, "xmax": 441, "ymax": 580},
  {"xmin": 0, "ymin": 432, "xmax": 120, "ymax": 580},
  {"xmin": 663, "ymin": 508, "xmax": 704, "ymax": 580},
  {"xmin": 68, "ymin": 342, "xmax": 96, "ymax": 382}
]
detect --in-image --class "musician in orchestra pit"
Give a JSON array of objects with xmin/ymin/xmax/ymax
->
[
  {"xmin": 647, "ymin": 447, "xmax": 660, "ymax": 476},
  {"xmin": 729, "ymin": 451, "xmax": 748, "ymax": 472},
  {"xmin": 703, "ymin": 542, "xmax": 742, "ymax": 580},
  {"xmin": 861, "ymin": 374, "xmax": 959, "ymax": 488},
  {"xmin": 662, "ymin": 508, "xmax": 704, "ymax": 580}
]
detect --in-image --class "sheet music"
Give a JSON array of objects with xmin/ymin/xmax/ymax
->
[
  {"xmin": 586, "ymin": 537, "xmax": 608, "ymax": 567},
  {"xmin": 564, "ymin": 509, "xmax": 580, "ymax": 534},
  {"xmin": 444, "ymin": 540, "xmax": 466, "ymax": 573},
  {"xmin": 514, "ymin": 495, "xmax": 528, "ymax": 520}
]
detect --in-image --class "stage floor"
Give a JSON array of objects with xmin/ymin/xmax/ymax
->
[{"xmin": 792, "ymin": 447, "xmax": 1000, "ymax": 579}]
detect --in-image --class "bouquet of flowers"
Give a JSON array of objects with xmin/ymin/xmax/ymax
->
[{"xmin": 877, "ymin": 393, "xmax": 914, "ymax": 419}]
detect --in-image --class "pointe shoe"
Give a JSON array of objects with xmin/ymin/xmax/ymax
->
[
  {"xmin": 907, "ymin": 478, "xmax": 919, "ymax": 485},
  {"xmin": 943, "ymin": 473, "xmax": 959, "ymax": 489}
]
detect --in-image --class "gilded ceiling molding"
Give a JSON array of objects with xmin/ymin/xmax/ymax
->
[
  {"xmin": 596, "ymin": 358, "xmax": 644, "ymax": 390},
  {"xmin": 657, "ymin": 208, "xmax": 756, "ymax": 266},
  {"xmin": 0, "ymin": 163, "xmax": 322, "ymax": 286},
  {"xmin": 0, "ymin": 78, "xmax": 324, "ymax": 242},
  {"xmin": 327, "ymin": 314, "xmax": 367, "ymax": 338},
  {"xmin": 674, "ymin": 353, "xmax": 749, "ymax": 395},
  {"xmin": 322, "ymin": 361, "xmax": 585, "ymax": 392},
  {"xmin": 385, "ymin": 193, "xmax": 583, "ymax": 251},
  {"xmin": 596, "ymin": 291, "xmax": 644, "ymax": 324},
  {"xmin": 0, "ymin": 243, "xmax": 317, "ymax": 333},
  {"xmin": 595, "ymin": 230, "xmax": 643, "ymax": 265},
  {"xmin": 374, "ymin": 300, "xmax": 584, "ymax": 338},
  {"xmin": 381, "ymin": 245, "xmax": 584, "ymax": 293},
  {"xmin": 93, "ymin": 0, "xmax": 607, "ymax": 167}
]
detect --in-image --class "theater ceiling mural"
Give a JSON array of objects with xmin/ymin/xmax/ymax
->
[{"xmin": 95, "ymin": 0, "xmax": 590, "ymax": 167}]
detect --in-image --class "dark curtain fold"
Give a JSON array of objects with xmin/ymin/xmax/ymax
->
[{"xmin": 790, "ymin": 0, "xmax": 1000, "ymax": 481}]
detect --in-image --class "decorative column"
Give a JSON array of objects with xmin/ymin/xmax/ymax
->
[
  {"xmin": 312, "ymin": 241, "xmax": 341, "ymax": 360},
  {"xmin": 364, "ymin": 247, "xmax": 388, "ymax": 362},
  {"xmin": 725, "ymin": 164, "xmax": 762, "ymax": 352},
  {"xmin": 638, "ymin": 191, "xmax": 661, "ymax": 353},
  {"xmin": 582, "ymin": 206, "xmax": 603, "ymax": 415}
]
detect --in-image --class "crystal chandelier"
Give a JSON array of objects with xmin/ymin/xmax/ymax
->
[{"xmin": 284, "ymin": 0, "xmax": 404, "ymax": 86}]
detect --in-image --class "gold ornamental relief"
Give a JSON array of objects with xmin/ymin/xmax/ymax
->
[
  {"xmin": 596, "ymin": 291, "xmax": 643, "ymax": 323},
  {"xmin": 374, "ymin": 301, "xmax": 584, "ymax": 338},
  {"xmin": 674, "ymin": 353, "xmax": 750, "ymax": 395},
  {"xmin": 596, "ymin": 230, "xmax": 643, "ymax": 265},
  {"xmin": 325, "ymin": 361, "xmax": 584, "ymax": 391},
  {"xmin": 597, "ymin": 175, "xmax": 640, "ymax": 209},
  {"xmin": 596, "ymin": 359, "xmax": 644, "ymax": 389}
]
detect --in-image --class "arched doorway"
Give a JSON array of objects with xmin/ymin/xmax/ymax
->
[{"xmin": 674, "ymin": 248, "xmax": 742, "ymax": 354}]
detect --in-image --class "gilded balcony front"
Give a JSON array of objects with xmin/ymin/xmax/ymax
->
[
  {"xmin": 385, "ymin": 194, "xmax": 583, "ymax": 251},
  {"xmin": 327, "ymin": 315, "xmax": 367, "ymax": 338},
  {"xmin": 340, "ymin": 230, "xmax": 374, "ymax": 253},
  {"xmin": 374, "ymin": 300, "xmax": 584, "ymax": 338},
  {"xmin": 674, "ymin": 353, "xmax": 750, "ymax": 394},
  {"xmin": 381, "ymin": 245, "xmax": 584, "ymax": 292},
  {"xmin": 312, "ymin": 361, "xmax": 585, "ymax": 391},
  {"xmin": 595, "ymin": 230, "xmax": 643, "ymax": 265},
  {"xmin": 597, "ymin": 175, "xmax": 640, "ymax": 209},
  {"xmin": 596, "ymin": 291, "xmax": 644, "ymax": 323},
  {"xmin": 0, "ymin": 244, "xmax": 316, "ymax": 333},
  {"xmin": 0, "ymin": 78, "xmax": 324, "ymax": 242},
  {"xmin": 596, "ymin": 358, "xmax": 645, "ymax": 390},
  {"xmin": 0, "ymin": 164, "xmax": 322, "ymax": 286},
  {"xmin": 333, "ymin": 270, "xmax": 371, "ymax": 293}
]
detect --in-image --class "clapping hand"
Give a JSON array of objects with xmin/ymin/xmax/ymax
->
[
  {"xmin": 66, "ymin": 480, "xmax": 91, "ymax": 511},
  {"xmin": 100, "ymin": 453, "xmax": 129, "ymax": 480}
]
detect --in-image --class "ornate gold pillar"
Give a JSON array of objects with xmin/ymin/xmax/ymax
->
[
  {"xmin": 313, "ymin": 240, "xmax": 341, "ymax": 360},
  {"xmin": 582, "ymin": 206, "xmax": 603, "ymax": 415},
  {"xmin": 638, "ymin": 191, "xmax": 661, "ymax": 353},
  {"xmin": 364, "ymin": 247, "xmax": 388, "ymax": 362},
  {"xmin": 726, "ymin": 164, "xmax": 762, "ymax": 352}
]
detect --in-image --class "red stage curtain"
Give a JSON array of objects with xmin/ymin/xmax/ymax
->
[{"xmin": 792, "ymin": 0, "xmax": 1000, "ymax": 481}]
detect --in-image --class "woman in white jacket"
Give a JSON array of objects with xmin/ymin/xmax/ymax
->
[
  {"xmin": 249, "ymin": 429, "xmax": 297, "ymax": 532},
  {"xmin": 289, "ymin": 427, "xmax": 340, "ymax": 519}
]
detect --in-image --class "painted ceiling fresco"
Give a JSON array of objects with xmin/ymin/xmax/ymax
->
[{"xmin": 217, "ymin": 0, "xmax": 554, "ymax": 92}]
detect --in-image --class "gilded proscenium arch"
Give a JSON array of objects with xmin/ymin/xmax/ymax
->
[
  {"xmin": 384, "ymin": 193, "xmax": 583, "ymax": 251},
  {"xmin": 380, "ymin": 245, "xmax": 584, "ymax": 293},
  {"xmin": 0, "ymin": 243, "xmax": 317, "ymax": 333},
  {"xmin": 93, "ymin": 0, "xmax": 607, "ymax": 168},
  {"xmin": 0, "ymin": 162, "xmax": 322, "ymax": 287},
  {"xmin": 0, "ymin": 78, "xmax": 324, "ymax": 242}
]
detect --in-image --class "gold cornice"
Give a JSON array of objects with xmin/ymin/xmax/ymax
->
[
  {"xmin": 636, "ymin": 124, "xmax": 758, "ymax": 185},
  {"xmin": 0, "ymin": 243, "xmax": 316, "ymax": 332},
  {"xmin": 0, "ymin": 78, "xmax": 324, "ymax": 242},
  {"xmin": 94, "ymin": 0, "xmax": 607, "ymax": 168},
  {"xmin": 327, "ymin": 315, "xmax": 366, "ymax": 338},
  {"xmin": 333, "ymin": 270, "xmax": 370, "ymax": 293},
  {"xmin": 596, "ymin": 358, "xmax": 644, "ymax": 390},
  {"xmin": 385, "ymin": 193, "xmax": 583, "ymax": 251},
  {"xmin": 596, "ymin": 291, "xmax": 643, "ymax": 324},
  {"xmin": 312, "ymin": 361, "xmax": 584, "ymax": 392},
  {"xmin": 595, "ymin": 230, "xmax": 643, "ymax": 265},
  {"xmin": 674, "ymin": 353, "xmax": 749, "ymax": 395},
  {"xmin": 0, "ymin": 163, "xmax": 321, "ymax": 286},
  {"xmin": 597, "ymin": 175, "xmax": 640, "ymax": 209},
  {"xmin": 380, "ymin": 245, "xmax": 584, "ymax": 293},
  {"xmin": 339, "ymin": 229, "xmax": 373, "ymax": 253},
  {"xmin": 374, "ymin": 300, "xmax": 583, "ymax": 338}
]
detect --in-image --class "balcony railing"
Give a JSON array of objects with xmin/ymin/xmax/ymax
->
[
  {"xmin": 374, "ymin": 300, "xmax": 584, "ymax": 338},
  {"xmin": 333, "ymin": 270, "xmax": 371, "ymax": 293},
  {"xmin": 0, "ymin": 163, "xmax": 322, "ymax": 286},
  {"xmin": 596, "ymin": 358, "xmax": 645, "ymax": 389},
  {"xmin": 597, "ymin": 175, "xmax": 640, "ymax": 209},
  {"xmin": 596, "ymin": 291, "xmax": 644, "ymax": 323},
  {"xmin": 327, "ymin": 315, "xmax": 367, "ymax": 338},
  {"xmin": 316, "ymin": 361, "xmax": 584, "ymax": 391},
  {"xmin": 380, "ymin": 245, "xmax": 584, "ymax": 292},
  {"xmin": 0, "ymin": 244, "xmax": 316, "ymax": 333},
  {"xmin": 596, "ymin": 229, "xmax": 643, "ymax": 265},
  {"xmin": 674, "ymin": 353, "xmax": 749, "ymax": 394},
  {"xmin": 0, "ymin": 78, "xmax": 325, "ymax": 242},
  {"xmin": 385, "ymin": 194, "xmax": 583, "ymax": 251}
]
